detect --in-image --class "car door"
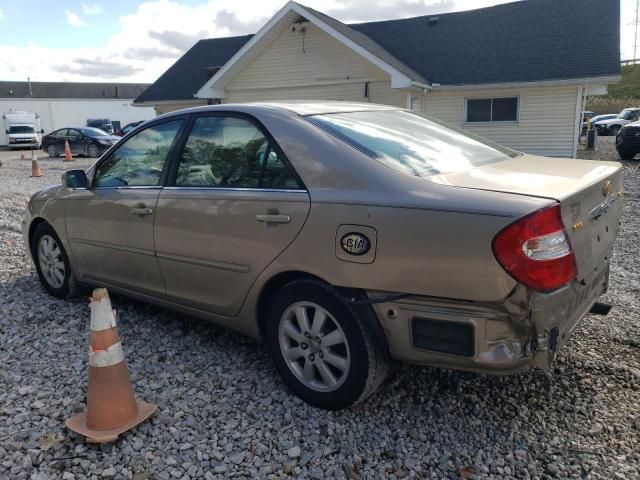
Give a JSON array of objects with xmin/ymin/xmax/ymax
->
[
  {"xmin": 65, "ymin": 118, "xmax": 186, "ymax": 295},
  {"xmin": 66, "ymin": 128, "xmax": 85, "ymax": 155},
  {"xmin": 154, "ymin": 113, "xmax": 311, "ymax": 316},
  {"xmin": 51, "ymin": 129, "xmax": 67, "ymax": 151}
]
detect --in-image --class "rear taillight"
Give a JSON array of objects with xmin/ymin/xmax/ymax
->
[{"xmin": 492, "ymin": 204, "xmax": 577, "ymax": 292}]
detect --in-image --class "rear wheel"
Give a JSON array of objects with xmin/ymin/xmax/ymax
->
[
  {"xmin": 47, "ymin": 145, "xmax": 57, "ymax": 158},
  {"xmin": 617, "ymin": 148, "xmax": 637, "ymax": 160},
  {"xmin": 87, "ymin": 143, "xmax": 101, "ymax": 158},
  {"xmin": 32, "ymin": 223, "xmax": 79, "ymax": 299},
  {"xmin": 265, "ymin": 279, "xmax": 388, "ymax": 410}
]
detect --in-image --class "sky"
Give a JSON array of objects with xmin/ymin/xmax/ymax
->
[{"xmin": 0, "ymin": 0, "xmax": 636, "ymax": 84}]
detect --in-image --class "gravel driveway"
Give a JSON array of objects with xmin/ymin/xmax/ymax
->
[{"xmin": 0, "ymin": 148, "xmax": 638, "ymax": 480}]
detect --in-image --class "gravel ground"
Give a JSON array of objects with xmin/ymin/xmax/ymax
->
[{"xmin": 0, "ymin": 145, "xmax": 638, "ymax": 480}]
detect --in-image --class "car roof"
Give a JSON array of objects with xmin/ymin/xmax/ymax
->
[{"xmin": 156, "ymin": 101, "xmax": 404, "ymax": 120}]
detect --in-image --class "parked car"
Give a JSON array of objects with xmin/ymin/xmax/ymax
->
[
  {"xmin": 41, "ymin": 127, "xmax": 120, "ymax": 158},
  {"xmin": 582, "ymin": 114, "xmax": 617, "ymax": 134},
  {"xmin": 115, "ymin": 120, "xmax": 145, "ymax": 137},
  {"xmin": 86, "ymin": 118, "xmax": 114, "ymax": 135},
  {"xmin": 615, "ymin": 120, "xmax": 640, "ymax": 160},
  {"xmin": 23, "ymin": 102, "xmax": 622, "ymax": 410},
  {"xmin": 594, "ymin": 107, "xmax": 640, "ymax": 136}
]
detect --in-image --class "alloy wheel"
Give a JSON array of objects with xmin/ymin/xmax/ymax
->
[
  {"xmin": 37, "ymin": 234, "xmax": 65, "ymax": 289},
  {"xmin": 88, "ymin": 144, "xmax": 100, "ymax": 157},
  {"xmin": 278, "ymin": 301, "xmax": 351, "ymax": 392}
]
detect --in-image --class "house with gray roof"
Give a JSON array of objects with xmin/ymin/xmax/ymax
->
[{"xmin": 134, "ymin": 0, "xmax": 621, "ymax": 157}]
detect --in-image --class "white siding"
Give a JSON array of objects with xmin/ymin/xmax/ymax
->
[
  {"xmin": 224, "ymin": 22, "xmax": 405, "ymax": 106},
  {"xmin": 226, "ymin": 80, "xmax": 405, "ymax": 106},
  {"xmin": 153, "ymin": 100, "xmax": 206, "ymax": 115},
  {"xmin": 423, "ymin": 85, "xmax": 580, "ymax": 157},
  {"xmin": 0, "ymin": 98, "xmax": 155, "ymax": 145}
]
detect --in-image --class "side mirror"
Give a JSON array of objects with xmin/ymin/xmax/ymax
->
[
  {"xmin": 62, "ymin": 170, "xmax": 88, "ymax": 189},
  {"xmin": 41, "ymin": 129, "xmax": 45, "ymax": 134}
]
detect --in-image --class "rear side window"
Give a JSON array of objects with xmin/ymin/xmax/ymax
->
[
  {"xmin": 175, "ymin": 116, "xmax": 302, "ymax": 189},
  {"xmin": 94, "ymin": 120, "xmax": 183, "ymax": 187}
]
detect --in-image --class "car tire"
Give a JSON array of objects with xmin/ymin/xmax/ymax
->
[
  {"xmin": 47, "ymin": 145, "xmax": 57, "ymax": 158},
  {"xmin": 32, "ymin": 222, "xmax": 80, "ymax": 299},
  {"xmin": 617, "ymin": 148, "xmax": 637, "ymax": 160},
  {"xmin": 609, "ymin": 125, "xmax": 620, "ymax": 137},
  {"xmin": 265, "ymin": 279, "xmax": 388, "ymax": 410},
  {"xmin": 87, "ymin": 143, "xmax": 101, "ymax": 158}
]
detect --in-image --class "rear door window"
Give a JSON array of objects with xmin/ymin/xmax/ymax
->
[{"xmin": 174, "ymin": 115, "xmax": 302, "ymax": 189}]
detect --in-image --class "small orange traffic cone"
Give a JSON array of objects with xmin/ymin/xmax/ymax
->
[
  {"xmin": 31, "ymin": 151, "xmax": 42, "ymax": 177},
  {"xmin": 64, "ymin": 140, "xmax": 73, "ymax": 162},
  {"xmin": 66, "ymin": 288, "xmax": 156, "ymax": 443}
]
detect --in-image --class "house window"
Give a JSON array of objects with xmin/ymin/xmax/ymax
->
[{"xmin": 466, "ymin": 97, "xmax": 518, "ymax": 122}]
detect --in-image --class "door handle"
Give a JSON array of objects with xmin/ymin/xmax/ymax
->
[
  {"xmin": 130, "ymin": 207, "xmax": 153, "ymax": 216},
  {"xmin": 256, "ymin": 214, "xmax": 291, "ymax": 224}
]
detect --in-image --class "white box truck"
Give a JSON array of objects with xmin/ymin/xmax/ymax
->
[{"xmin": 2, "ymin": 111, "xmax": 44, "ymax": 149}]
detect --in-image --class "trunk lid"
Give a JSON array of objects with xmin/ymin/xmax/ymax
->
[{"xmin": 429, "ymin": 155, "xmax": 623, "ymax": 282}]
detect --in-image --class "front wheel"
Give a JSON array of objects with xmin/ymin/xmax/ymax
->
[
  {"xmin": 265, "ymin": 279, "xmax": 388, "ymax": 410},
  {"xmin": 32, "ymin": 223, "xmax": 79, "ymax": 298},
  {"xmin": 609, "ymin": 125, "xmax": 620, "ymax": 136},
  {"xmin": 87, "ymin": 143, "xmax": 101, "ymax": 158},
  {"xmin": 47, "ymin": 145, "xmax": 57, "ymax": 158}
]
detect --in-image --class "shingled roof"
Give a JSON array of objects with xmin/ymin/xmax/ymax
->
[
  {"xmin": 0, "ymin": 81, "xmax": 149, "ymax": 99},
  {"xmin": 134, "ymin": 34, "xmax": 253, "ymax": 104},
  {"xmin": 135, "ymin": 0, "xmax": 620, "ymax": 104}
]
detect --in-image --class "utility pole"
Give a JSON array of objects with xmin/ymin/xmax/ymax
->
[{"xmin": 635, "ymin": 0, "xmax": 639, "ymax": 62}]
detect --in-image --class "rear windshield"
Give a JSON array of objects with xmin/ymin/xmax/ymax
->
[
  {"xmin": 9, "ymin": 125, "xmax": 35, "ymax": 134},
  {"xmin": 306, "ymin": 110, "xmax": 520, "ymax": 176}
]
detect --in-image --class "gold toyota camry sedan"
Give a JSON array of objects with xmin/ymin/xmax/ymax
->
[{"xmin": 23, "ymin": 102, "xmax": 623, "ymax": 409}]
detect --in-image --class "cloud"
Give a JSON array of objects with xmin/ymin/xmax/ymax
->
[
  {"xmin": 65, "ymin": 10, "xmax": 87, "ymax": 28},
  {"xmin": 148, "ymin": 29, "xmax": 209, "ymax": 52},
  {"xmin": 124, "ymin": 46, "xmax": 181, "ymax": 60},
  {"xmin": 0, "ymin": 7, "xmax": 4, "ymax": 21},
  {"xmin": 52, "ymin": 58, "xmax": 142, "ymax": 78},
  {"xmin": 214, "ymin": 10, "xmax": 267, "ymax": 35},
  {"xmin": 324, "ymin": 0, "xmax": 455, "ymax": 22},
  {"xmin": 82, "ymin": 3, "xmax": 105, "ymax": 15}
]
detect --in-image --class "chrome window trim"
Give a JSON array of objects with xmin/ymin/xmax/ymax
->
[
  {"xmin": 162, "ymin": 186, "xmax": 308, "ymax": 194},
  {"xmin": 91, "ymin": 186, "xmax": 164, "ymax": 191}
]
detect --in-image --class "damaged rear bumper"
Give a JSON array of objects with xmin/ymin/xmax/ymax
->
[{"xmin": 369, "ymin": 262, "xmax": 610, "ymax": 374}]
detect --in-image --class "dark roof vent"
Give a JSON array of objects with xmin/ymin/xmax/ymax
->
[{"xmin": 428, "ymin": 16, "xmax": 439, "ymax": 25}]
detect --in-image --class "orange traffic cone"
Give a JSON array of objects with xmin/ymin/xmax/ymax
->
[
  {"xmin": 66, "ymin": 288, "xmax": 156, "ymax": 443},
  {"xmin": 64, "ymin": 140, "xmax": 73, "ymax": 161},
  {"xmin": 31, "ymin": 152, "xmax": 42, "ymax": 177}
]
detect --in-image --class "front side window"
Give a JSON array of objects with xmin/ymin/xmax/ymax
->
[
  {"xmin": 307, "ymin": 110, "xmax": 519, "ymax": 177},
  {"xmin": 466, "ymin": 97, "xmax": 518, "ymax": 122},
  {"xmin": 94, "ymin": 120, "xmax": 183, "ymax": 187},
  {"xmin": 175, "ymin": 115, "xmax": 301, "ymax": 189}
]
